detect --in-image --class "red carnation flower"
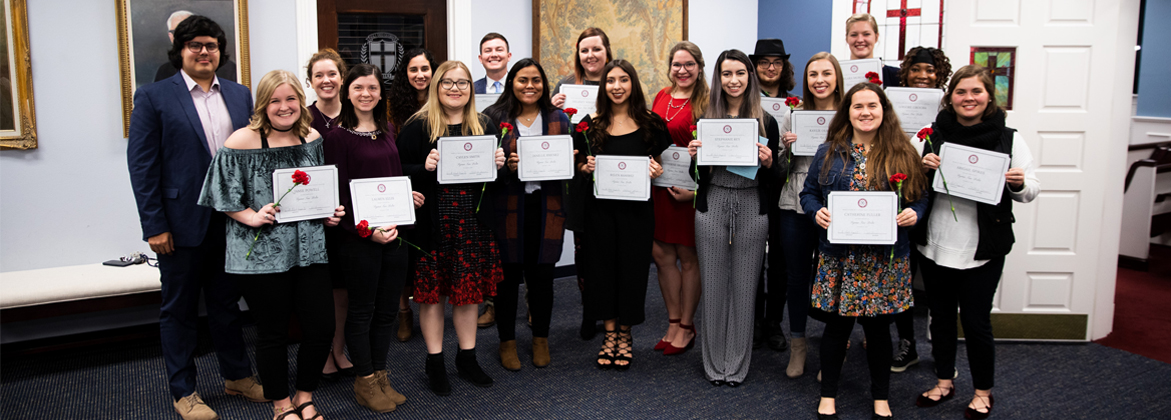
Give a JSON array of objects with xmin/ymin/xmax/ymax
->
[
  {"xmin": 356, "ymin": 220, "xmax": 372, "ymax": 238},
  {"xmin": 916, "ymin": 127, "xmax": 933, "ymax": 141},
  {"xmin": 865, "ymin": 71, "xmax": 879, "ymax": 80},
  {"xmin": 889, "ymin": 173, "xmax": 907, "ymax": 184},
  {"xmin": 575, "ymin": 121, "xmax": 589, "ymax": 133},
  {"xmin": 564, "ymin": 108, "xmax": 578, "ymax": 117},
  {"xmin": 785, "ymin": 96, "xmax": 800, "ymax": 108},
  {"xmin": 292, "ymin": 170, "xmax": 310, "ymax": 186},
  {"xmin": 499, "ymin": 122, "xmax": 514, "ymax": 137}
]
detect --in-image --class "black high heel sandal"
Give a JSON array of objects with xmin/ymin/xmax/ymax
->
[
  {"xmin": 595, "ymin": 329, "xmax": 618, "ymax": 370},
  {"xmin": 613, "ymin": 329, "xmax": 634, "ymax": 371}
]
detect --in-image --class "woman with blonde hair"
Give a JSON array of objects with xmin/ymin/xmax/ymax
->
[
  {"xmin": 649, "ymin": 41, "xmax": 707, "ymax": 356},
  {"xmin": 396, "ymin": 60, "xmax": 506, "ymax": 396},
  {"xmin": 198, "ymin": 69, "xmax": 345, "ymax": 420},
  {"xmin": 844, "ymin": 13, "xmax": 899, "ymax": 87}
]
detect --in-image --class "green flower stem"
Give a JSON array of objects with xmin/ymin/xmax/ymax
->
[
  {"xmin": 888, "ymin": 183, "xmax": 902, "ymax": 270},
  {"xmin": 245, "ymin": 183, "xmax": 299, "ymax": 260},
  {"xmin": 925, "ymin": 137, "xmax": 958, "ymax": 222}
]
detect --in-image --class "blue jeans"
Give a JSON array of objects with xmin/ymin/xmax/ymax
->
[{"xmin": 778, "ymin": 209, "xmax": 818, "ymax": 337}]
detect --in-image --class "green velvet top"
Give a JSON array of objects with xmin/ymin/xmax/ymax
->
[{"xmin": 198, "ymin": 139, "xmax": 329, "ymax": 274}]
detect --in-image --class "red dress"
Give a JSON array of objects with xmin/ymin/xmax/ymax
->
[{"xmin": 650, "ymin": 88, "xmax": 697, "ymax": 247}]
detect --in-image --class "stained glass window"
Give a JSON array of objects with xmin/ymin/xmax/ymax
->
[{"xmin": 970, "ymin": 47, "xmax": 1016, "ymax": 110}]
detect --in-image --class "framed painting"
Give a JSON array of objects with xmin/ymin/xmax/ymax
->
[
  {"xmin": 970, "ymin": 46, "xmax": 1015, "ymax": 110},
  {"xmin": 1, "ymin": 0, "xmax": 36, "ymax": 150},
  {"xmin": 533, "ymin": 0, "xmax": 687, "ymax": 101},
  {"xmin": 116, "ymin": 0, "xmax": 251, "ymax": 137}
]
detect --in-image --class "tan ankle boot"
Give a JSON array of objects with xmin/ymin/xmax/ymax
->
[
  {"xmin": 397, "ymin": 309, "xmax": 413, "ymax": 342},
  {"xmin": 374, "ymin": 369, "xmax": 407, "ymax": 405},
  {"xmin": 354, "ymin": 373, "xmax": 396, "ymax": 413},
  {"xmin": 532, "ymin": 337, "xmax": 550, "ymax": 368},
  {"xmin": 787, "ymin": 337, "xmax": 807, "ymax": 378},
  {"xmin": 499, "ymin": 340, "xmax": 521, "ymax": 371}
]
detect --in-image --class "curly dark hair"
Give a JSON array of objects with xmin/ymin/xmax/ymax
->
[
  {"xmin": 167, "ymin": 15, "xmax": 229, "ymax": 71},
  {"xmin": 387, "ymin": 48, "xmax": 437, "ymax": 133},
  {"xmin": 897, "ymin": 47, "xmax": 952, "ymax": 89}
]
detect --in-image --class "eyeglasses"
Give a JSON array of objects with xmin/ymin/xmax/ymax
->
[
  {"xmin": 671, "ymin": 62, "xmax": 697, "ymax": 71},
  {"xmin": 757, "ymin": 60, "xmax": 784, "ymax": 69},
  {"xmin": 185, "ymin": 41, "xmax": 219, "ymax": 53},
  {"xmin": 439, "ymin": 79, "xmax": 471, "ymax": 91}
]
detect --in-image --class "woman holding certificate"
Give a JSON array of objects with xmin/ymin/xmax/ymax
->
[
  {"xmin": 686, "ymin": 49, "xmax": 781, "ymax": 386},
  {"xmin": 777, "ymin": 52, "xmax": 845, "ymax": 379},
  {"xmin": 386, "ymin": 47, "xmax": 437, "ymax": 343},
  {"xmin": 397, "ymin": 60, "xmax": 506, "ymax": 396},
  {"xmin": 913, "ymin": 65, "xmax": 1038, "ymax": 420},
  {"xmin": 649, "ymin": 41, "xmax": 707, "ymax": 357},
  {"xmin": 482, "ymin": 58, "xmax": 570, "ymax": 370},
  {"xmin": 573, "ymin": 60, "xmax": 671, "ymax": 371},
  {"xmin": 322, "ymin": 63, "xmax": 420, "ymax": 413},
  {"xmin": 799, "ymin": 82, "xmax": 928, "ymax": 420},
  {"xmin": 845, "ymin": 14, "xmax": 899, "ymax": 88},
  {"xmin": 198, "ymin": 70, "xmax": 344, "ymax": 420}
]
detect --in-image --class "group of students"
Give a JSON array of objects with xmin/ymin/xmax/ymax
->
[{"xmin": 129, "ymin": 12, "xmax": 1039, "ymax": 420}]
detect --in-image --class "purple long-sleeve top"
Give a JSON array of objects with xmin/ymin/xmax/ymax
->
[{"xmin": 323, "ymin": 123, "xmax": 402, "ymax": 239}]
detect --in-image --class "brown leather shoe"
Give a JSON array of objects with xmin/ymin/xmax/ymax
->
[
  {"xmin": 532, "ymin": 337, "xmax": 550, "ymax": 368},
  {"xmin": 397, "ymin": 308, "xmax": 413, "ymax": 342},
  {"xmin": 224, "ymin": 376, "xmax": 269, "ymax": 403},
  {"xmin": 354, "ymin": 373, "xmax": 396, "ymax": 413},
  {"xmin": 374, "ymin": 369, "xmax": 407, "ymax": 405},
  {"xmin": 499, "ymin": 340, "xmax": 521, "ymax": 371},
  {"xmin": 477, "ymin": 305, "xmax": 496, "ymax": 328},
  {"xmin": 173, "ymin": 392, "xmax": 219, "ymax": 420}
]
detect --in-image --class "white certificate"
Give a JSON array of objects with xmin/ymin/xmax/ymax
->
[
  {"xmin": 653, "ymin": 146, "xmax": 698, "ymax": 191},
  {"xmin": 560, "ymin": 84, "xmax": 598, "ymax": 124},
  {"xmin": 760, "ymin": 97, "xmax": 792, "ymax": 134},
  {"xmin": 474, "ymin": 93, "xmax": 500, "ymax": 113},
  {"xmin": 594, "ymin": 155, "xmax": 651, "ymax": 201},
  {"xmin": 886, "ymin": 87, "xmax": 944, "ymax": 134},
  {"xmin": 789, "ymin": 111, "xmax": 836, "ymax": 156},
  {"xmin": 437, "ymin": 135, "xmax": 499, "ymax": 184},
  {"xmin": 827, "ymin": 191, "xmax": 898, "ymax": 245},
  {"xmin": 349, "ymin": 176, "xmax": 416, "ymax": 227},
  {"xmin": 935, "ymin": 143, "xmax": 1011, "ymax": 205},
  {"xmin": 840, "ymin": 58, "xmax": 884, "ymax": 90},
  {"xmin": 696, "ymin": 119, "xmax": 759, "ymax": 166},
  {"xmin": 272, "ymin": 165, "xmax": 340, "ymax": 223},
  {"xmin": 517, "ymin": 135, "xmax": 574, "ymax": 181}
]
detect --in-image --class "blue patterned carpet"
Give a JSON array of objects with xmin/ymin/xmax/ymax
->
[{"xmin": 3, "ymin": 269, "xmax": 1170, "ymax": 419}]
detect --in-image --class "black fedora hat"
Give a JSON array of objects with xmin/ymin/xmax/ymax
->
[{"xmin": 750, "ymin": 39, "xmax": 790, "ymax": 61}]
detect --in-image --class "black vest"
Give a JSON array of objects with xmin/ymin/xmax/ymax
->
[{"xmin": 912, "ymin": 126, "xmax": 1018, "ymax": 260}]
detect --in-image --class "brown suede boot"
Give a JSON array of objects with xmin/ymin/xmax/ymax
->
[
  {"xmin": 374, "ymin": 369, "xmax": 407, "ymax": 405},
  {"xmin": 354, "ymin": 373, "xmax": 396, "ymax": 413},
  {"xmin": 499, "ymin": 340, "xmax": 521, "ymax": 371},
  {"xmin": 532, "ymin": 337, "xmax": 551, "ymax": 368},
  {"xmin": 397, "ymin": 309, "xmax": 413, "ymax": 342},
  {"xmin": 787, "ymin": 337, "xmax": 807, "ymax": 378}
]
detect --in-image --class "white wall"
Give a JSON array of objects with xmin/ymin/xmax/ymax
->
[{"xmin": 0, "ymin": 0, "xmax": 300, "ymax": 273}]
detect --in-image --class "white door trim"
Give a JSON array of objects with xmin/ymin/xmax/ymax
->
[{"xmin": 295, "ymin": 0, "xmax": 319, "ymax": 103}]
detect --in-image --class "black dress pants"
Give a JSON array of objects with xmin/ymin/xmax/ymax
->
[
  {"xmin": 921, "ymin": 256, "xmax": 1004, "ymax": 390},
  {"xmin": 339, "ymin": 238, "xmax": 407, "ymax": 376},
  {"xmin": 237, "ymin": 264, "xmax": 334, "ymax": 400},
  {"xmin": 497, "ymin": 192, "xmax": 556, "ymax": 341},
  {"xmin": 819, "ymin": 312, "xmax": 894, "ymax": 400}
]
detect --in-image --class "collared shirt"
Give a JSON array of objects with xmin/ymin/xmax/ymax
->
[
  {"xmin": 487, "ymin": 76, "xmax": 505, "ymax": 94},
  {"xmin": 181, "ymin": 69, "xmax": 234, "ymax": 157}
]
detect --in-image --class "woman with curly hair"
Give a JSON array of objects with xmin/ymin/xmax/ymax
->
[{"xmin": 898, "ymin": 46, "xmax": 952, "ymax": 89}]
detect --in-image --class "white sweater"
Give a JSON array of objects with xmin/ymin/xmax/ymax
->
[{"xmin": 917, "ymin": 131, "xmax": 1040, "ymax": 269}]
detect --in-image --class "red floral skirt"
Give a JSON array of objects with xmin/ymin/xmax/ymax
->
[{"xmin": 413, "ymin": 185, "xmax": 503, "ymax": 305}]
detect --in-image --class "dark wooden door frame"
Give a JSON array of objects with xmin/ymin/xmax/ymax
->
[{"xmin": 318, "ymin": 0, "xmax": 448, "ymax": 63}]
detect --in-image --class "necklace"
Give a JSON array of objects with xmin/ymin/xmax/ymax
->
[
  {"xmin": 664, "ymin": 96, "xmax": 689, "ymax": 122},
  {"xmin": 344, "ymin": 126, "xmax": 381, "ymax": 140}
]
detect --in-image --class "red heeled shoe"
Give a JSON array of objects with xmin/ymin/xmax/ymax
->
[
  {"xmin": 654, "ymin": 319, "xmax": 681, "ymax": 351},
  {"xmin": 663, "ymin": 324, "xmax": 696, "ymax": 355}
]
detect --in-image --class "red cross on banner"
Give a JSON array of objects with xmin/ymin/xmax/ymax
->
[{"xmin": 886, "ymin": 0, "xmax": 922, "ymax": 59}]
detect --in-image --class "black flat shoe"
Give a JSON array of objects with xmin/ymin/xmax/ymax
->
[
  {"xmin": 916, "ymin": 385, "xmax": 955, "ymax": 407},
  {"xmin": 964, "ymin": 394, "xmax": 993, "ymax": 419},
  {"xmin": 726, "ymin": 381, "xmax": 741, "ymax": 388},
  {"xmin": 817, "ymin": 413, "xmax": 839, "ymax": 420},
  {"xmin": 337, "ymin": 366, "xmax": 356, "ymax": 377},
  {"xmin": 319, "ymin": 370, "xmax": 341, "ymax": 382},
  {"xmin": 709, "ymin": 380, "xmax": 725, "ymax": 387},
  {"xmin": 872, "ymin": 413, "xmax": 893, "ymax": 419}
]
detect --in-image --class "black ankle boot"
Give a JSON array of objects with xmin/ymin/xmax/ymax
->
[
  {"xmin": 456, "ymin": 348, "xmax": 493, "ymax": 387},
  {"xmin": 425, "ymin": 353, "xmax": 451, "ymax": 396}
]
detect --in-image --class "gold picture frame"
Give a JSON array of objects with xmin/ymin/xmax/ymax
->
[
  {"xmin": 1, "ymin": 0, "xmax": 37, "ymax": 150},
  {"xmin": 116, "ymin": 0, "xmax": 251, "ymax": 138}
]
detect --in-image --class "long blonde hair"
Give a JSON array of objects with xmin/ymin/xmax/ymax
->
[
  {"xmin": 249, "ymin": 70, "xmax": 312, "ymax": 138},
  {"xmin": 667, "ymin": 41, "xmax": 709, "ymax": 121},
  {"xmin": 407, "ymin": 61, "xmax": 484, "ymax": 141}
]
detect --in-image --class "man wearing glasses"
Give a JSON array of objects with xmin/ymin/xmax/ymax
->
[
  {"xmin": 751, "ymin": 39, "xmax": 795, "ymax": 98},
  {"xmin": 127, "ymin": 15, "xmax": 265, "ymax": 420},
  {"xmin": 153, "ymin": 10, "xmax": 237, "ymax": 83}
]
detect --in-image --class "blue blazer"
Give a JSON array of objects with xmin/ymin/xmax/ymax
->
[
  {"xmin": 799, "ymin": 142, "xmax": 929, "ymax": 258},
  {"xmin": 127, "ymin": 72, "xmax": 254, "ymax": 247},
  {"xmin": 473, "ymin": 77, "xmax": 488, "ymax": 94}
]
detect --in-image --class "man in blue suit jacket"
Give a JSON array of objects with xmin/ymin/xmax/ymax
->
[
  {"xmin": 473, "ymin": 32, "xmax": 512, "ymax": 94},
  {"xmin": 127, "ymin": 16, "xmax": 266, "ymax": 420}
]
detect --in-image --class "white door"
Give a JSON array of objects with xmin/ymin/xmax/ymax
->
[{"xmin": 942, "ymin": 0, "xmax": 1139, "ymax": 340}]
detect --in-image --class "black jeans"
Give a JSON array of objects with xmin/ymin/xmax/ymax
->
[
  {"xmin": 497, "ymin": 192, "xmax": 556, "ymax": 341},
  {"xmin": 921, "ymin": 256, "xmax": 1004, "ymax": 390},
  {"xmin": 237, "ymin": 264, "xmax": 334, "ymax": 401},
  {"xmin": 756, "ymin": 207, "xmax": 788, "ymax": 326},
  {"xmin": 819, "ymin": 312, "xmax": 894, "ymax": 400},
  {"xmin": 339, "ymin": 238, "xmax": 407, "ymax": 376}
]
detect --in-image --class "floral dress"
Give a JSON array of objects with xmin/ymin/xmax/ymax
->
[{"xmin": 810, "ymin": 144, "xmax": 913, "ymax": 317}]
